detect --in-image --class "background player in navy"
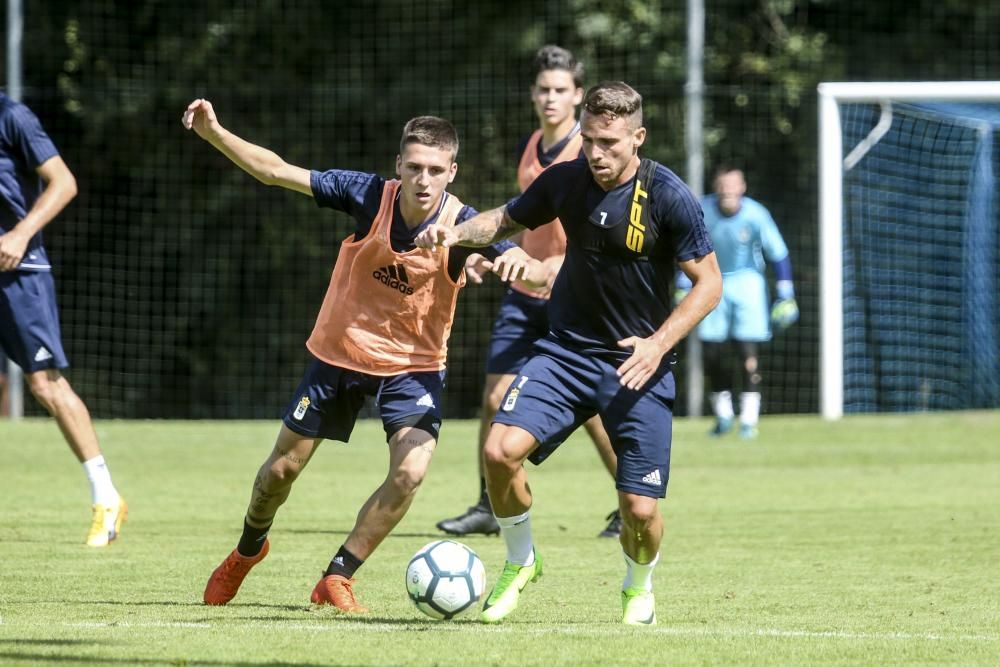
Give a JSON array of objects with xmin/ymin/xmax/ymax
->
[
  {"xmin": 0, "ymin": 92, "xmax": 127, "ymax": 547},
  {"xmin": 436, "ymin": 45, "xmax": 622, "ymax": 540},
  {"xmin": 417, "ymin": 82, "xmax": 722, "ymax": 625},
  {"xmin": 677, "ymin": 164, "xmax": 798, "ymax": 439}
]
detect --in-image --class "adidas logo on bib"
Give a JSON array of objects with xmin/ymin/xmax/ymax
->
[
  {"xmin": 641, "ymin": 469, "xmax": 663, "ymax": 486},
  {"xmin": 372, "ymin": 264, "xmax": 414, "ymax": 295}
]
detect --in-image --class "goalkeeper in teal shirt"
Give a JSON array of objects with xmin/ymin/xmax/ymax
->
[{"xmin": 677, "ymin": 165, "xmax": 798, "ymax": 439}]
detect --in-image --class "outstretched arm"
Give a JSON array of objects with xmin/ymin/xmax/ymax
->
[
  {"xmin": 181, "ymin": 99, "xmax": 312, "ymax": 196},
  {"xmin": 617, "ymin": 252, "xmax": 723, "ymax": 390},
  {"xmin": 415, "ymin": 205, "xmax": 525, "ymax": 249}
]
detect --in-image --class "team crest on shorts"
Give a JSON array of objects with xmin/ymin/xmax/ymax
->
[
  {"xmin": 293, "ymin": 395, "xmax": 311, "ymax": 420},
  {"xmin": 502, "ymin": 376, "xmax": 529, "ymax": 411}
]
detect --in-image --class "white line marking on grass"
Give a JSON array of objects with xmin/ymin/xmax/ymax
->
[
  {"xmin": 66, "ymin": 621, "xmax": 212, "ymax": 629},
  {"xmin": 45, "ymin": 620, "xmax": 997, "ymax": 642},
  {"xmin": 650, "ymin": 627, "xmax": 999, "ymax": 643}
]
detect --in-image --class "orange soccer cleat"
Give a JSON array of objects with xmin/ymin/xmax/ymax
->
[
  {"xmin": 203, "ymin": 540, "xmax": 270, "ymax": 605},
  {"xmin": 310, "ymin": 574, "xmax": 369, "ymax": 613}
]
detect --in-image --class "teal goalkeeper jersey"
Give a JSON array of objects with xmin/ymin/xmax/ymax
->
[{"xmin": 700, "ymin": 194, "xmax": 788, "ymax": 275}]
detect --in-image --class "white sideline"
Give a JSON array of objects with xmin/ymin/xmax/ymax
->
[{"xmin": 22, "ymin": 619, "xmax": 995, "ymax": 642}]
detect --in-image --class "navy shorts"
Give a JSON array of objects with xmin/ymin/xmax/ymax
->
[
  {"xmin": 485, "ymin": 289, "xmax": 550, "ymax": 375},
  {"xmin": 0, "ymin": 271, "xmax": 69, "ymax": 372},
  {"xmin": 282, "ymin": 357, "xmax": 445, "ymax": 443},
  {"xmin": 493, "ymin": 336, "xmax": 675, "ymax": 498}
]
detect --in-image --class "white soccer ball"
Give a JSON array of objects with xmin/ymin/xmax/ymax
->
[{"xmin": 405, "ymin": 539, "xmax": 486, "ymax": 620}]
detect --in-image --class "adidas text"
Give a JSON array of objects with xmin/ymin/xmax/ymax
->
[{"xmin": 372, "ymin": 265, "xmax": 414, "ymax": 295}]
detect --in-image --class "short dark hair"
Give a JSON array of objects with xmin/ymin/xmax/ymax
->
[
  {"xmin": 533, "ymin": 45, "xmax": 585, "ymax": 89},
  {"xmin": 713, "ymin": 163, "xmax": 745, "ymax": 182},
  {"xmin": 399, "ymin": 116, "xmax": 459, "ymax": 160},
  {"xmin": 582, "ymin": 81, "xmax": 643, "ymax": 128},
  {"xmin": 714, "ymin": 162, "xmax": 742, "ymax": 176}
]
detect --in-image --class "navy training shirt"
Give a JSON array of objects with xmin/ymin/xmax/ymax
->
[
  {"xmin": 310, "ymin": 169, "xmax": 514, "ymax": 281},
  {"xmin": 506, "ymin": 157, "xmax": 713, "ymax": 360},
  {"xmin": 0, "ymin": 94, "xmax": 60, "ymax": 271}
]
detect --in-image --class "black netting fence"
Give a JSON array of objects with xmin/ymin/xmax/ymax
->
[{"xmin": 4, "ymin": 0, "xmax": 998, "ymax": 418}]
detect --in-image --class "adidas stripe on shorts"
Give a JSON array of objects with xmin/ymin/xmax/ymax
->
[{"xmin": 0, "ymin": 270, "xmax": 70, "ymax": 372}]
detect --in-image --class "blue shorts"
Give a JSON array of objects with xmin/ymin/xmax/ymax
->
[
  {"xmin": 282, "ymin": 357, "xmax": 445, "ymax": 443},
  {"xmin": 698, "ymin": 271, "xmax": 771, "ymax": 342},
  {"xmin": 0, "ymin": 271, "xmax": 69, "ymax": 372},
  {"xmin": 493, "ymin": 336, "xmax": 675, "ymax": 498},
  {"xmin": 485, "ymin": 289, "xmax": 550, "ymax": 375}
]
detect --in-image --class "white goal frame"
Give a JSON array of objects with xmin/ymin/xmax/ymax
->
[{"xmin": 818, "ymin": 81, "xmax": 1000, "ymax": 419}]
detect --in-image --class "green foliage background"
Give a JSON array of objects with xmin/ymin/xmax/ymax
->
[{"xmin": 5, "ymin": 0, "xmax": 999, "ymax": 417}]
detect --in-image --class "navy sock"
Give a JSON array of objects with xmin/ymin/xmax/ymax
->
[
  {"xmin": 237, "ymin": 518, "xmax": 271, "ymax": 557},
  {"xmin": 325, "ymin": 546, "xmax": 364, "ymax": 579}
]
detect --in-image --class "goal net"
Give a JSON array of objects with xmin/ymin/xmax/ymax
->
[{"xmin": 819, "ymin": 82, "xmax": 1000, "ymax": 418}]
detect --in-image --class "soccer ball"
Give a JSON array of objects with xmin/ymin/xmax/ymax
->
[{"xmin": 405, "ymin": 539, "xmax": 486, "ymax": 620}]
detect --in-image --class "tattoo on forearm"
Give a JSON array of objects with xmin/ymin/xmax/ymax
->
[
  {"xmin": 456, "ymin": 207, "xmax": 525, "ymax": 246},
  {"xmin": 496, "ymin": 213, "xmax": 525, "ymax": 241}
]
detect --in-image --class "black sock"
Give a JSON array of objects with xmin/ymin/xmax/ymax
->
[
  {"xmin": 237, "ymin": 518, "xmax": 271, "ymax": 557},
  {"xmin": 477, "ymin": 477, "xmax": 489, "ymax": 507},
  {"xmin": 324, "ymin": 546, "xmax": 364, "ymax": 579}
]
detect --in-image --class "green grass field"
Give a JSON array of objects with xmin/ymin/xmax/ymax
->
[{"xmin": 1, "ymin": 412, "xmax": 998, "ymax": 666}]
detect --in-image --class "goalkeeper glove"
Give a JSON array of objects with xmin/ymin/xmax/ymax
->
[{"xmin": 770, "ymin": 298, "xmax": 799, "ymax": 330}]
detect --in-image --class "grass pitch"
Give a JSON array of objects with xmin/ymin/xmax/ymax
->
[{"xmin": 1, "ymin": 412, "xmax": 998, "ymax": 665}]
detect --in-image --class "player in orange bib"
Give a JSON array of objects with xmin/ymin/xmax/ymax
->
[
  {"xmin": 182, "ymin": 100, "xmax": 541, "ymax": 613},
  {"xmin": 436, "ymin": 46, "xmax": 621, "ymax": 539}
]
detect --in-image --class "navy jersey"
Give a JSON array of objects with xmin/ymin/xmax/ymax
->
[
  {"xmin": 310, "ymin": 169, "xmax": 513, "ymax": 281},
  {"xmin": 507, "ymin": 157, "xmax": 712, "ymax": 359},
  {"xmin": 0, "ymin": 94, "xmax": 60, "ymax": 271}
]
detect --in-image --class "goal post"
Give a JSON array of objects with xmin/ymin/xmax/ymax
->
[{"xmin": 818, "ymin": 81, "xmax": 1000, "ymax": 419}]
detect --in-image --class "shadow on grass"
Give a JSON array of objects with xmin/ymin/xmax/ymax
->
[
  {"xmin": 0, "ymin": 653, "xmax": 332, "ymax": 667},
  {"xmin": 87, "ymin": 600, "xmax": 206, "ymax": 608},
  {"xmin": 0, "ymin": 639, "xmax": 99, "ymax": 646},
  {"xmin": 282, "ymin": 529, "xmax": 457, "ymax": 540},
  {"xmin": 16, "ymin": 600, "xmax": 305, "ymax": 611},
  {"xmin": 230, "ymin": 614, "xmax": 452, "ymax": 628}
]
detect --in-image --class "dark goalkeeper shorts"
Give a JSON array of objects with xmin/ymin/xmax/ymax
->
[
  {"xmin": 282, "ymin": 356, "xmax": 445, "ymax": 443},
  {"xmin": 492, "ymin": 335, "xmax": 675, "ymax": 499}
]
